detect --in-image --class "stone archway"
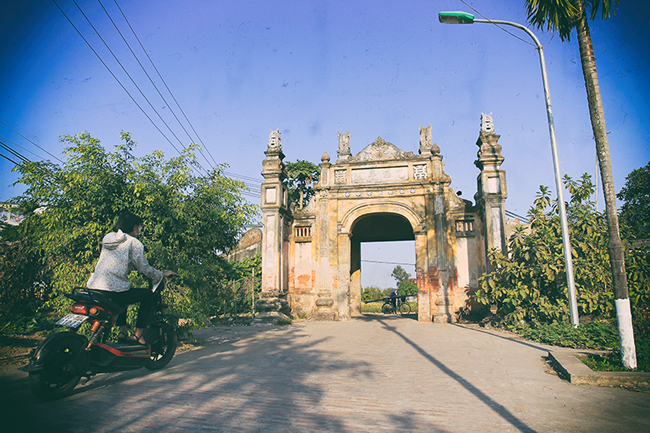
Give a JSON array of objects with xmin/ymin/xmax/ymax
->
[{"xmin": 259, "ymin": 121, "xmax": 508, "ymax": 322}]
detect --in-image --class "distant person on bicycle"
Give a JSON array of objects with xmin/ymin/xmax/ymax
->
[
  {"xmin": 87, "ymin": 211, "xmax": 175, "ymax": 344},
  {"xmin": 390, "ymin": 289, "xmax": 397, "ymax": 310}
]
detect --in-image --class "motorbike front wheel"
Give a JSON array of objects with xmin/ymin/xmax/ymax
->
[
  {"xmin": 144, "ymin": 325, "xmax": 177, "ymax": 371},
  {"xmin": 29, "ymin": 335, "xmax": 84, "ymax": 400}
]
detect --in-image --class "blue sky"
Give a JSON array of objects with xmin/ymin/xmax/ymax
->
[{"xmin": 1, "ymin": 0, "xmax": 648, "ymax": 288}]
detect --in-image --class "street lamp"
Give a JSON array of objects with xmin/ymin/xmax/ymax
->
[{"xmin": 439, "ymin": 11, "xmax": 580, "ymax": 327}]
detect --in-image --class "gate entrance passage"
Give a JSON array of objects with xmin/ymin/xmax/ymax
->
[{"xmin": 259, "ymin": 117, "xmax": 508, "ymax": 322}]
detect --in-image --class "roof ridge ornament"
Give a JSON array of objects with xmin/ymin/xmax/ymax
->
[
  {"xmin": 337, "ymin": 130, "xmax": 351, "ymax": 161},
  {"xmin": 419, "ymin": 124, "xmax": 440, "ymax": 155}
]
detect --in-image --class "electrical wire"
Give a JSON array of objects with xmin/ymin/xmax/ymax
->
[
  {"xmin": 112, "ymin": 0, "xmax": 219, "ymax": 168},
  {"xmin": 0, "ymin": 140, "xmax": 31, "ymax": 162},
  {"xmin": 52, "ymin": 0, "xmax": 206, "ymax": 178},
  {"xmin": 0, "ymin": 152, "xmax": 20, "ymax": 165},
  {"xmin": 505, "ymin": 209, "xmax": 529, "ymax": 224},
  {"xmin": 96, "ymin": 0, "xmax": 214, "ymax": 172},
  {"xmin": 0, "ymin": 134, "xmax": 46, "ymax": 161},
  {"xmin": 361, "ymin": 260, "xmax": 415, "ymax": 266},
  {"xmin": 68, "ymin": 0, "xmax": 209, "ymax": 177},
  {"xmin": 0, "ymin": 120, "xmax": 64, "ymax": 163},
  {"xmin": 458, "ymin": 0, "xmax": 536, "ymax": 47}
]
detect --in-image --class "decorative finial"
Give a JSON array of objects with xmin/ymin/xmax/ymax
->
[
  {"xmin": 481, "ymin": 113, "xmax": 495, "ymax": 134},
  {"xmin": 268, "ymin": 129, "xmax": 282, "ymax": 150},
  {"xmin": 321, "ymin": 152, "xmax": 330, "ymax": 163}
]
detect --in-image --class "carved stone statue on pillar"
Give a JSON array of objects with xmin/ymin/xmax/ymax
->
[
  {"xmin": 418, "ymin": 124, "xmax": 440, "ymax": 156},
  {"xmin": 337, "ymin": 131, "xmax": 351, "ymax": 161}
]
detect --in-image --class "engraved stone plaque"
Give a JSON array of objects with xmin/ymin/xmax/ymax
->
[{"xmin": 351, "ymin": 166, "xmax": 408, "ymax": 184}]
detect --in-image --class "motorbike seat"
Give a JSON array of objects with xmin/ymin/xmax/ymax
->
[{"xmin": 68, "ymin": 288, "xmax": 125, "ymax": 314}]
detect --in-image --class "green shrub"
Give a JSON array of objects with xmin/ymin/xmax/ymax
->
[{"xmin": 511, "ymin": 320, "xmax": 619, "ymax": 350}]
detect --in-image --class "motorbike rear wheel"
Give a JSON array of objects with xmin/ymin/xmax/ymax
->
[
  {"xmin": 29, "ymin": 335, "xmax": 84, "ymax": 400},
  {"xmin": 144, "ymin": 325, "xmax": 177, "ymax": 371}
]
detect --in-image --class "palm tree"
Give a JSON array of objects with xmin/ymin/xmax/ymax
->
[{"xmin": 524, "ymin": 0, "xmax": 636, "ymax": 369}]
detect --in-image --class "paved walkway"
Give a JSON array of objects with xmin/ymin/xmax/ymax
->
[{"xmin": 1, "ymin": 316, "xmax": 649, "ymax": 432}]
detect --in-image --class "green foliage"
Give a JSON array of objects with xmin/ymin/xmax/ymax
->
[
  {"xmin": 391, "ymin": 265, "xmax": 410, "ymax": 284},
  {"xmin": 1, "ymin": 132, "xmax": 258, "ymax": 332},
  {"xmin": 283, "ymin": 160, "xmax": 320, "ymax": 208},
  {"xmin": 360, "ymin": 302, "xmax": 385, "ymax": 313},
  {"xmin": 390, "ymin": 265, "xmax": 417, "ymax": 296},
  {"xmin": 617, "ymin": 160, "xmax": 650, "ymax": 240},
  {"xmin": 512, "ymin": 321, "xmax": 619, "ymax": 350},
  {"xmin": 397, "ymin": 279, "xmax": 417, "ymax": 296},
  {"xmin": 582, "ymin": 339, "xmax": 650, "ymax": 372},
  {"xmin": 361, "ymin": 286, "xmax": 392, "ymax": 302},
  {"xmin": 0, "ymin": 238, "xmax": 49, "ymax": 320},
  {"xmin": 626, "ymin": 246, "xmax": 650, "ymax": 344},
  {"xmin": 475, "ymin": 174, "xmax": 616, "ymax": 326},
  {"xmin": 524, "ymin": 0, "xmax": 619, "ymax": 41}
]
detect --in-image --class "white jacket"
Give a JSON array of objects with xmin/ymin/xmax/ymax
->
[{"xmin": 87, "ymin": 230, "xmax": 163, "ymax": 292}]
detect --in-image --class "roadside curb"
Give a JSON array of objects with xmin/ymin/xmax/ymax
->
[{"xmin": 549, "ymin": 350, "xmax": 650, "ymax": 391}]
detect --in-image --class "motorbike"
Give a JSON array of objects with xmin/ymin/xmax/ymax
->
[{"xmin": 20, "ymin": 279, "xmax": 177, "ymax": 400}]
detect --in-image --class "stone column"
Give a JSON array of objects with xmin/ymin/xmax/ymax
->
[
  {"xmin": 474, "ymin": 114, "xmax": 508, "ymax": 256},
  {"xmin": 415, "ymin": 231, "xmax": 431, "ymax": 322},
  {"xmin": 259, "ymin": 130, "xmax": 290, "ymax": 322},
  {"xmin": 349, "ymin": 238, "xmax": 361, "ymax": 315}
]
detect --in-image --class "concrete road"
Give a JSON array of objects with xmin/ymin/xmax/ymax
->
[{"xmin": 1, "ymin": 315, "xmax": 649, "ymax": 432}]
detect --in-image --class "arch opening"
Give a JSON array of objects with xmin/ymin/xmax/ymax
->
[{"xmin": 349, "ymin": 213, "xmax": 418, "ymax": 318}]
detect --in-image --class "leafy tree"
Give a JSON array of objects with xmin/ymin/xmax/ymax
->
[
  {"xmin": 391, "ymin": 265, "xmax": 417, "ymax": 296},
  {"xmin": 283, "ymin": 160, "xmax": 320, "ymax": 208},
  {"xmin": 0, "ymin": 238, "xmax": 49, "ymax": 331},
  {"xmin": 397, "ymin": 279, "xmax": 417, "ymax": 297},
  {"xmin": 1, "ymin": 132, "xmax": 258, "ymax": 329},
  {"xmin": 523, "ymin": 0, "xmax": 635, "ymax": 368},
  {"xmin": 361, "ymin": 286, "xmax": 391, "ymax": 302},
  {"xmin": 475, "ymin": 174, "xmax": 614, "ymax": 325},
  {"xmin": 618, "ymin": 160, "xmax": 650, "ymax": 240},
  {"xmin": 391, "ymin": 265, "xmax": 410, "ymax": 285}
]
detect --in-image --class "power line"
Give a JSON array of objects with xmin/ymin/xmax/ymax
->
[
  {"xmin": 96, "ymin": 0, "xmax": 215, "ymax": 172},
  {"xmin": 505, "ymin": 209, "xmax": 529, "ymax": 224},
  {"xmin": 112, "ymin": 0, "xmax": 219, "ymax": 169},
  {"xmin": 0, "ymin": 134, "xmax": 46, "ymax": 161},
  {"xmin": 68, "ymin": 0, "xmax": 209, "ymax": 177},
  {"xmin": 458, "ymin": 0, "xmax": 536, "ymax": 47},
  {"xmin": 362, "ymin": 260, "xmax": 415, "ymax": 266},
  {"xmin": 0, "ymin": 120, "xmax": 64, "ymax": 163},
  {"xmin": 0, "ymin": 140, "xmax": 31, "ymax": 162},
  {"xmin": 52, "ymin": 0, "xmax": 205, "ymax": 178},
  {"xmin": 0, "ymin": 152, "xmax": 20, "ymax": 165},
  {"xmin": 224, "ymin": 171, "xmax": 264, "ymax": 184}
]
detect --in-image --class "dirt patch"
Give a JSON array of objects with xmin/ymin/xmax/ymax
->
[{"xmin": 0, "ymin": 334, "xmax": 44, "ymax": 374}]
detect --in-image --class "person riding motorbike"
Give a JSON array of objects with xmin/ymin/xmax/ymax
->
[{"xmin": 86, "ymin": 211, "xmax": 175, "ymax": 345}]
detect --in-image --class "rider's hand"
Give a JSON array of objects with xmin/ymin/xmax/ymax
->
[{"xmin": 163, "ymin": 270, "xmax": 177, "ymax": 277}]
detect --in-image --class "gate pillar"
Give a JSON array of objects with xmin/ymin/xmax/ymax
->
[{"xmin": 259, "ymin": 130, "xmax": 290, "ymax": 320}]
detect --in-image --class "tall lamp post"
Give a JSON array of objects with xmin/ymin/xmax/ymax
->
[{"xmin": 439, "ymin": 11, "xmax": 579, "ymax": 327}]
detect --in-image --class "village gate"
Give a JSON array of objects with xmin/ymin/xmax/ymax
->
[{"xmin": 258, "ymin": 115, "xmax": 507, "ymax": 322}]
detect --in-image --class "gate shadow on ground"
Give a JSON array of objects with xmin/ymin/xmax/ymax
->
[
  {"xmin": 3, "ymin": 325, "xmax": 454, "ymax": 433},
  {"xmin": 376, "ymin": 318, "xmax": 538, "ymax": 433},
  {"xmin": 450, "ymin": 323, "xmax": 551, "ymax": 352},
  {"xmin": 357, "ymin": 312, "xmax": 419, "ymax": 321}
]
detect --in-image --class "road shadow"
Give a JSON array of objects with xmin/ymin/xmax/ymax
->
[
  {"xmin": 376, "ymin": 318, "xmax": 538, "ymax": 433},
  {"xmin": 1, "ymin": 324, "xmax": 448, "ymax": 432}
]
